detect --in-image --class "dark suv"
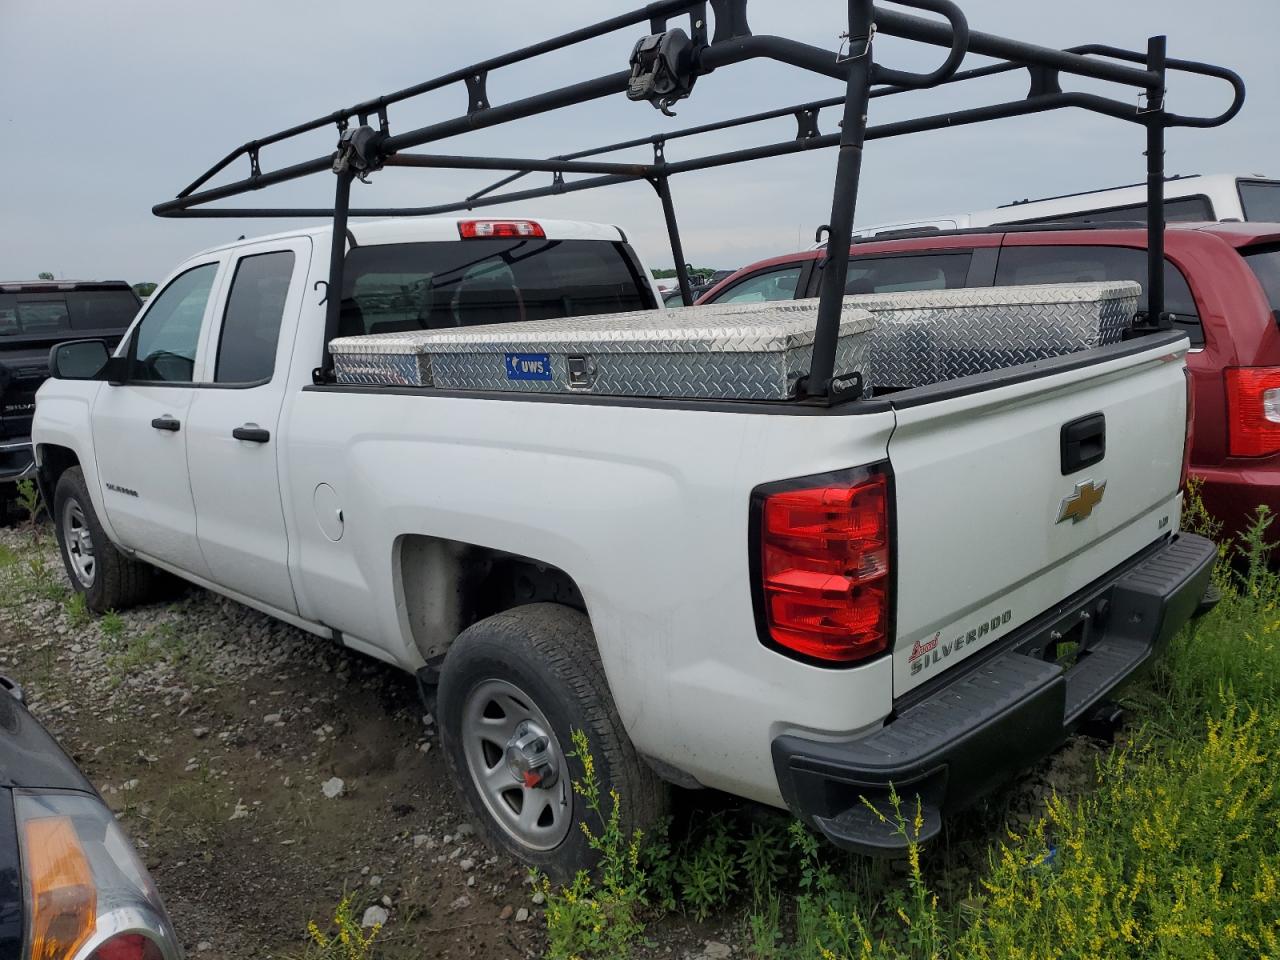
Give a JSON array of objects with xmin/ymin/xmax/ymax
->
[
  {"xmin": 698, "ymin": 223, "xmax": 1280, "ymax": 543},
  {"xmin": 0, "ymin": 281, "xmax": 139, "ymax": 506}
]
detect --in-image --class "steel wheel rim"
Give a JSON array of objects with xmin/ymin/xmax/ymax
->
[
  {"xmin": 460, "ymin": 678, "xmax": 572, "ymax": 851},
  {"xmin": 61, "ymin": 499, "xmax": 96, "ymax": 589}
]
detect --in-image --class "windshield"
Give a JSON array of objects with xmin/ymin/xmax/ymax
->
[
  {"xmin": 339, "ymin": 238, "xmax": 654, "ymax": 337},
  {"xmin": 1243, "ymin": 245, "xmax": 1280, "ymax": 312},
  {"xmin": 1239, "ymin": 181, "xmax": 1280, "ymax": 222},
  {"xmin": 0, "ymin": 289, "xmax": 139, "ymax": 337}
]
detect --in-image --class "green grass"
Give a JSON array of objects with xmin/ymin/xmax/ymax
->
[{"xmin": 64, "ymin": 591, "xmax": 89, "ymax": 628}]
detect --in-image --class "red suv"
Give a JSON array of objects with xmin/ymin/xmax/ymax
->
[{"xmin": 698, "ymin": 223, "xmax": 1280, "ymax": 542}]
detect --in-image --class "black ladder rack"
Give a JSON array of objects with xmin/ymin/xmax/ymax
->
[{"xmin": 152, "ymin": 0, "xmax": 1245, "ymax": 399}]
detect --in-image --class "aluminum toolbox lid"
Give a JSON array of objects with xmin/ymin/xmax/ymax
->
[
  {"xmin": 328, "ymin": 300, "xmax": 877, "ymax": 357},
  {"xmin": 838, "ymin": 280, "xmax": 1141, "ymax": 313}
]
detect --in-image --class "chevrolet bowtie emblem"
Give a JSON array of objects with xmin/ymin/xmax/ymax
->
[{"xmin": 1057, "ymin": 479, "xmax": 1106, "ymax": 524}]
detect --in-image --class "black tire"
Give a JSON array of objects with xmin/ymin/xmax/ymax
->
[
  {"xmin": 437, "ymin": 603, "xmax": 667, "ymax": 882},
  {"xmin": 53, "ymin": 467, "xmax": 153, "ymax": 613}
]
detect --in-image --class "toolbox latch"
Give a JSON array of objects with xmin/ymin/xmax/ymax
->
[{"xmin": 567, "ymin": 355, "xmax": 597, "ymax": 390}]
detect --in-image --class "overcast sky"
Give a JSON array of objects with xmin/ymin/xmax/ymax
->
[{"xmin": 2, "ymin": 1, "xmax": 1276, "ymax": 284}]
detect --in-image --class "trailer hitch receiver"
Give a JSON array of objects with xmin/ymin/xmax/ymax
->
[{"xmin": 627, "ymin": 28, "xmax": 698, "ymax": 116}]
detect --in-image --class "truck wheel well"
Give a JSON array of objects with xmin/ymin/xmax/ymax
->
[
  {"xmin": 397, "ymin": 535, "xmax": 586, "ymax": 661},
  {"xmin": 36, "ymin": 445, "xmax": 80, "ymax": 502}
]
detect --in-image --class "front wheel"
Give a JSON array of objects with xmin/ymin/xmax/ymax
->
[
  {"xmin": 53, "ymin": 467, "xmax": 154, "ymax": 612},
  {"xmin": 437, "ymin": 603, "xmax": 667, "ymax": 881}
]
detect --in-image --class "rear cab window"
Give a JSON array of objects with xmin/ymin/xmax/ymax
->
[
  {"xmin": 0, "ymin": 288, "xmax": 138, "ymax": 339},
  {"xmin": 339, "ymin": 238, "xmax": 654, "ymax": 336},
  {"xmin": 997, "ymin": 194, "xmax": 1215, "ymax": 227},
  {"xmin": 1239, "ymin": 181, "xmax": 1280, "ymax": 222},
  {"xmin": 994, "ymin": 245, "xmax": 1204, "ymax": 346}
]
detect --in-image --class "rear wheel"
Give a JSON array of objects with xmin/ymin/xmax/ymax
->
[
  {"xmin": 54, "ymin": 467, "xmax": 154, "ymax": 612},
  {"xmin": 437, "ymin": 603, "xmax": 667, "ymax": 881}
]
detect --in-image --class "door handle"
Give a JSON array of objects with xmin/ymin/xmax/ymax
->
[
  {"xmin": 233, "ymin": 424, "xmax": 271, "ymax": 443},
  {"xmin": 151, "ymin": 416, "xmax": 181, "ymax": 432}
]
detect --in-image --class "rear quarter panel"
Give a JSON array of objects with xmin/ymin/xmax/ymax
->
[{"xmin": 284, "ymin": 388, "xmax": 897, "ymax": 806}]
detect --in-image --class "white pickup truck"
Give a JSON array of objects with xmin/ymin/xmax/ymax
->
[{"xmin": 33, "ymin": 214, "xmax": 1215, "ymax": 876}]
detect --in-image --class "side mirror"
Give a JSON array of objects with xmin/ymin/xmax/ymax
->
[{"xmin": 48, "ymin": 339, "xmax": 124, "ymax": 381}]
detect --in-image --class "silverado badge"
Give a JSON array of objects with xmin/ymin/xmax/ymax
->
[{"xmin": 1057, "ymin": 479, "xmax": 1106, "ymax": 524}]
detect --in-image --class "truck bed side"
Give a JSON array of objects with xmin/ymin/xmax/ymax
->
[{"xmin": 280, "ymin": 324, "xmax": 1190, "ymax": 806}]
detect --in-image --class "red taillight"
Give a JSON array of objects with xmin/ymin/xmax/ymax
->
[
  {"xmin": 457, "ymin": 219, "xmax": 545, "ymax": 239},
  {"xmin": 756, "ymin": 468, "xmax": 891, "ymax": 664},
  {"xmin": 1225, "ymin": 366, "xmax": 1280, "ymax": 457},
  {"xmin": 90, "ymin": 934, "xmax": 164, "ymax": 960},
  {"xmin": 90, "ymin": 936, "xmax": 165, "ymax": 957}
]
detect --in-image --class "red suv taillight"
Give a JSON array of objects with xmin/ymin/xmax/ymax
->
[
  {"xmin": 753, "ymin": 466, "xmax": 892, "ymax": 665},
  {"xmin": 1225, "ymin": 367, "xmax": 1280, "ymax": 457}
]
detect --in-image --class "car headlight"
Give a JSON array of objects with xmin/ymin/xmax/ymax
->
[{"xmin": 16, "ymin": 790, "xmax": 180, "ymax": 960}]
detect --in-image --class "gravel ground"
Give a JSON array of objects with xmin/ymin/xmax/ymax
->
[
  {"xmin": 0, "ymin": 521, "xmax": 1110, "ymax": 959},
  {"xmin": 0, "ymin": 524, "xmax": 561, "ymax": 958}
]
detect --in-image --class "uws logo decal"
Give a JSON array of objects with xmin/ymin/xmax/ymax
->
[
  {"xmin": 504, "ymin": 352, "xmax": 553, "ymax": 381},
  {"xmin": 908, "ymin": 609, "xmax": 1013, "ymax": 676}
]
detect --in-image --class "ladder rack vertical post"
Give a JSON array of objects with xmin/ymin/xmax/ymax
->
[
  {"xmin": 1144, "ymin": 34, "xmax": 1168, "ymax": 329},
  {"xmin": 806, "ymin": 0, "xmax": 875, "ymax": 398},
  {"xmin": 320, "ymin": 169, "xmax": 356, "ymax": 382},
  {"xmin": 653, "ymin": 171, "xmax": 694, "ymax": 306}
]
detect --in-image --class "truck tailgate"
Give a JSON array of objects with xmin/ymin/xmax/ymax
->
[{"xmin": 887, "ymin": 339, "xmax": 1189, "ymax": 698}]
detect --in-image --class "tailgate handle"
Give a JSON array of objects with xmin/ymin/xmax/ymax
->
[{"xmin": 1061, "ymin": 413, "xmax": 1105, "ymax": 475}]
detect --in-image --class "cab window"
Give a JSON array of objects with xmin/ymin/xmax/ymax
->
[
  {"xmin": 1239, "ymin": 181, "xmax": 1280, "ymax": 222},
  {"xmin": 214, "ymin": 251, "xmax": 295, "ymax": 385},
  {"xmin": 997, "ymin": 195, "xmax": 1215, "ymax": 227},
  {"xmin": 708, "ymin": 266, "xmax": 803, "ymax": 304},
  {"xmin": 994, "ymin": 245, "xmax": 1203, "ymax": 346},
  {"xmin": 843, "ymin": 253, "xmax": 971, "ymax": 294},
  {"xmin": 1242, "ymin": 245, "xmax": 1280, "ymax": 314},
  {"xmin": 130, "ymin": 263, "xmax": 219, "ymax": 383},
  {"xmin": 0, "ymin": 297, "xmax": 71, "ymax": 336}
]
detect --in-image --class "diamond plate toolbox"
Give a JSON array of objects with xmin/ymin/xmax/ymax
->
[
  {"xmin": 850, "ymin": 281, "xmax": 1140, "ymax": 390},
  {"xmin": 330, "ymin": 301, "xmax": 877, "ymax": 400}
]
